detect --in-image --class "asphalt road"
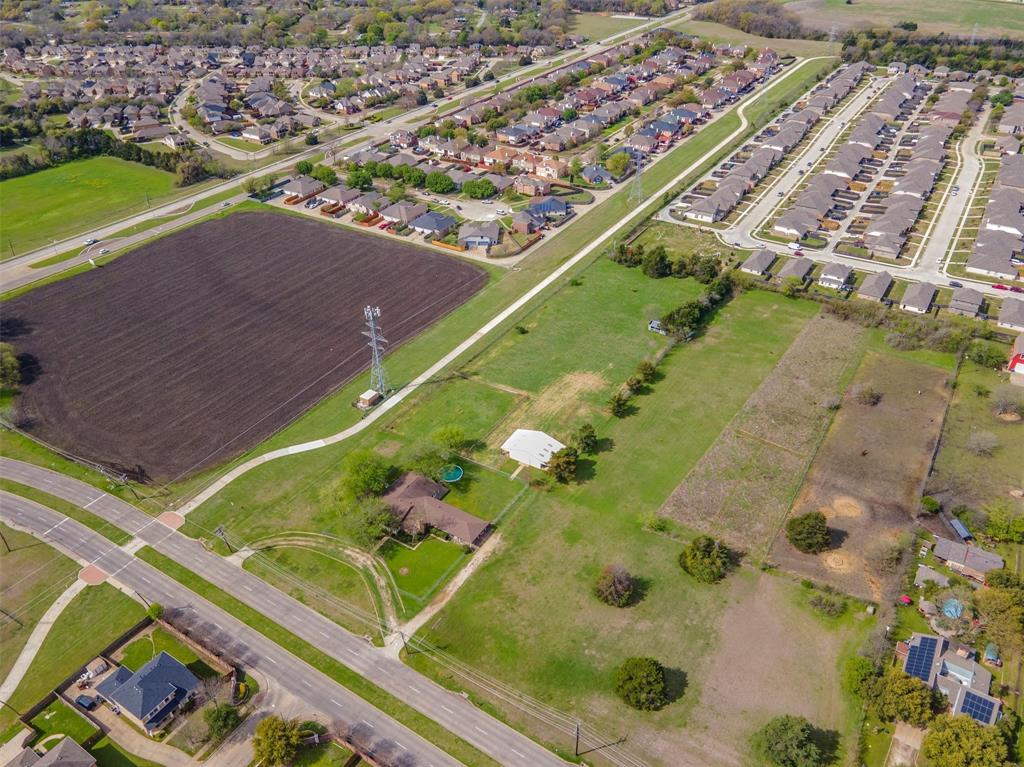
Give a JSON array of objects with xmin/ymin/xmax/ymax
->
[
  {"xmin": 0, "ymin": 457, "xmax": 569, "ymax": 767},
  {"xmin": 0, "ymin": 490, "xmax": 461, "ymax": 767}
]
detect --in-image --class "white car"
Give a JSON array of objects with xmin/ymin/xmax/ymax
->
[
  {"xmin": 99, "ymin": 248, "xmax": 110, "ymax": 255},
  {"xmin": 84, "ymin": 238, "xmax": 98, "ymax": 245}
]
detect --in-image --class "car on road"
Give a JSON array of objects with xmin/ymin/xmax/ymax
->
[
  {"xmin": 951, "ymin": 190, "xmax": 958, "ymax": 196},
  {"xmin": 777, "ymin": 191, "xmax": 784, "ymax": 197},
  {"xmin": 952, "ymin": 185, "xmax": 959, "ymax": 192},
  {"xmin": 98, "ymin": 248, "xmax": 110, "ymax": 254},
  {"xmin": 496, "ymin": 208, "xmax": 507, "ymax": 215},
  {"xmin": 793, "ymin": 250, "xmax": 804, "ymax": 257},
  {"xmin": 949, "ymin": 280, "xmax": 963, "ymax": 288},
  {"xmin": 1011, "ymin": 286, "xmax": 1024, "ymax": 293},
  {"xmin": 482, "ymin": 200, "xmax": 492, "ymax": 205},
  {"xmin": 787, "ymin": 243, "xmax": 801, "ymax": 251},
  {"xmin": 84, "ymin": 238, "xmax": 97, "ymax": 245},
  {"xmin": 994, "ymin": 284, "xmax": 1009, "ymax": 290},
  {"xmin": 797, "ymin": 169, "xmax": 805, "ymax": 175},
  {"xmin": 221, "ymin": 201, "xmax": 231, "ymax": 208}
]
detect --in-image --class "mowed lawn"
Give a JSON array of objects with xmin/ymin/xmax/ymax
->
[
  {"xmin": 118, "ymin": 627, "xmax": 218, "ymax": 679},
  {"xmin": 408, "ymin": 289, "xmax": 831, "ymax": 765},
  {"xmin": 0, "ymin": 583, "xmax": 145, "ymax": 737},
  {"xmin": 381, "ymin": 537, "xmax": 468, "ymax": 607},
  {"xmin": 0, "ymin": 157, "xmax": 178, "ymax": 257},
  {"xmin": 785, "ymin": 0, "xmax": 1024, "ymax": 37},
  {"xmin": 569, "ymin": 12, "xmax": 646, "ymax": 41},
  {"xmin": 0, "ymin": 523, "xmax": 79, "ymax": 683}
]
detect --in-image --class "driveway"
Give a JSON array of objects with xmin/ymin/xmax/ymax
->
[{"xmin": 886, "ymin": 722, "xmax": 925, "ymax": 767}]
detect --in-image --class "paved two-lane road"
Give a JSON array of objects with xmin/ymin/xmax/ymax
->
[
  {"xmin": 0, "ymin": 490, "xmax": 461, "ymax": 767},
  {"xmin": 0, "ymin": 458, "xmax": 569, "ymax": 767}
]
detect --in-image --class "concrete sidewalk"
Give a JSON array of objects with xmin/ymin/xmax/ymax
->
[{"xmin": 0, "ymin": 579, "xmax": 86, "ymax": 704}]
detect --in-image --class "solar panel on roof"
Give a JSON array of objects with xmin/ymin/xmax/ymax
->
[
  {"xmin": 961, "ymin": 691, "xmax": 996, "ymax": 723},
  {"xmin": 905, "ymin": 636, "xmax": 938, "ymax": 682}
]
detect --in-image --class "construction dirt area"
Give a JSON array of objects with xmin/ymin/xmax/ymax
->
[
  {"xmin": 3, "ymin": 211, "xmax": 486, "ymax": 481},
  {"xmin": 660, "ymin": 313, "xmax": 865, "ymax": 558},
  {"xmin": 770, "ymin": 352, "xmax": 952, "ymax": 600}
]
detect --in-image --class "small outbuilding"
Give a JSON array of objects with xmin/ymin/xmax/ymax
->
[{"xmin": 500, "ymin": 429, "xmax": 566, "ymax": 469}]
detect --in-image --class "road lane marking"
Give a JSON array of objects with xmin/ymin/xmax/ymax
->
[
  {"xmin": 265, "ymin": 657, "xmax": 278, "ymax": 665},
  {"xmin": 474, "ymin": 726, "xmax": 487, "ymax": 735},
  {"xmin": 302, "ymin": 680, "xmax": 311, "ymax": 688},
  {"xmin": 396, "ymin": 743, "xmax": 406, "ymax": 750},
  {"xmin": 330, "ymin": 699, "xmax": 344, "ymax": 707},
  {"xmin": 83, "ymin": 495, "xmax": 104, "ymax": 509},
  {"xmin": 511, "ymin": 748, "xmax": 526, "ymax": 759},
  {"xmin": 43, "ymin": 518, "xmax": 67, "ymax": 535},
  {"xmin": 441, "ymin": 706, "xmax": 454, "ymax": 714},
  {"xmin": 361, "ymin": 721, "xmax": 374, "ymax": 728},
  {"xmin": 408, "ymin": 685, "xmax": 421, "ymax": 694}
]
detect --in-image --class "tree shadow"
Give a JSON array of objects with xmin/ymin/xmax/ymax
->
[
  {"xmin": 0, "ymin": 316, "xmax": 32, "ymax": 339},
  {"xmin": 810, "ymin": 726, "xmax": 841, "ymax": 765},
  {"xmin": 827, "ymin": 528, "xmax": 849, "ymax": 550},
  {"xmin": 16, "ymin": 353, "xmax": 41, "ymax": 386},
  {"xmin": 593, "ymin": 436, "xmax": 615, "ymax": 455},
  {"xmin": 575, "ymin": 457, "xmax": 596, "ymax": 483},
  {"xmin": 664, "ymin": 667, "xmax": 688, "ymax": 705},
  {"xmin": 624, "ymin": 575, "xmax": 651, "ymax": 607}
]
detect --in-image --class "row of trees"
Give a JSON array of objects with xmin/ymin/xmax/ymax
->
[
  {"xmin": 611, "ymin": 242, "xmax": 721, "ymax": 283},
  {"xmin": 0, "ymin": 126, "xmax": 231, "ymax": 185}
]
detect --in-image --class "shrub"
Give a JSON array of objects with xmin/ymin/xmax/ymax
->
[
  {"xmin": 786, "ymin": 512, "xmax": 830, "ymax": 554},
  {"xmin": 594, "ymin": 564, "xmax": 635, "ymax": 607},
  {"xmin": 965, "ymin": 431, "xmax": 999, "ymax": 456},
  {"xmin": 204, "ymin": 703, "xmax": 241, "ymax": 739},
  {"xmin": 968, "ymin": 340, "xmax": 1009, "ymax": 369},
  {"xmin": 147, "ymin": 603, "xmax": 165, "ymax": 620},
  {"xmin": 809, "ymin": 593, "xmax": 846, "ymax": 617},
  {"xmin": 855, "ymin": 386, "xmax": 882, "ymax": 406},
  {"xmin": 609, "ymin": 391, "xmax": 630, "ymax": 417},
  {"xmin": 546, "ymin": 446, "xmax": 578, "ymax": 483},
  {"xmin": 252, "ymin": 716, "xmax": 302, "ymax": 766},
  {"xmin": 636, "ymin": 359, "xmax": 657, "ymax": 383},
  {"xmin": 614, "ymin": 657, "xmax": 668, "ymax": 710},
  {"xmin": 642, "ymin": 513, "xmax": 669, "ymax": 533},
  {"xmin": 679, "ymin": 536, "xmax": 732, "ymax": 583},
  {"xmin": 920, "ymin": 496, "xmax": 941, "ymax": 514},
  {"xmin": 572, "ymin": 423, "xmax": 598, "ymax": 454}
]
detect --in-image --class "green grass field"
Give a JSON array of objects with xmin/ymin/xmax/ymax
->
[
  {"xmin": 784, "ymin": 0, "xmax": 1024, "ymax": 38},
  {"xmin": 0, "ymin": 157, "xmax": 179, "ymax": 257},
  {"xmin": 381, "ymin": 537, "xmax": 468, "ymax": 606},
  {"xmin": 928, "ymin": 357, "xmax": 1024, "ymax": 510},
  {"xmin": 569, "ymin": 12, "xmax": 646, "ymax": 41},
  {"xmin": 669, "ymin": 19, "xmax": 836, "ymax": 57},
  {"xmin": 292, "ymin": 742, "xmax": 355, "ymax": 766},
  {"xmin": 90, "ymin": 736, "xmax": 164, "ymax": 767},
  {"xmin": 29, "ymin": 699, "xmax": 100, "ymax": 745},
  {"xmin": 0, "ymin": 583, "xmax": 144, "ymax": 737},
  {"xmin": 0, "ymin": 523, "xmax": 79, "ymax": 684},
  {"xmin": 118, "ymin": 627, "xmax": 218, "ymax": 679}
]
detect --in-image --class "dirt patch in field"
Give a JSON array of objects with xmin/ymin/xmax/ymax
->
[
  {"xmin": 486, "ymin": 371, "xmax": 607, "ymax": 449},
  {"xmin": 4, "ymin": 212, "xmax": 486, "ymax": 482},
  {"xmin": 661, "ymin": 313, "xmax": 864, "ymax": 556},
  {"xmin": 674, "ymin": 574, "xmax": 849, "ymax": 767},
  {"xmin": 770, "ymin": 352, "xmax": 951, "ymax": 599}
]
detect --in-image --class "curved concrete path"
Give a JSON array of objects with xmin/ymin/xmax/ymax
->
[
  {"xmin": 177, "ymin": 55, "xmax": 836, "ymax": 517},
  {"xmin": 0, "ymin": 579, "xmax": 86, "ymax": 705}
]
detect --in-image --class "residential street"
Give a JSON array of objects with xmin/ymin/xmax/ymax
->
[{"xmin": 0, "ymin": 458, "xmax": 570, "ymax": 767}]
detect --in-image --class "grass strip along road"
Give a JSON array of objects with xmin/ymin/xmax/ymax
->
[
  {"xmin": 178, "ymin": 55, "xmax": 838, "ymax": 516},
  {"xmin": 0, "ymin": 458, "xmax": 555, "ymax": 767}
]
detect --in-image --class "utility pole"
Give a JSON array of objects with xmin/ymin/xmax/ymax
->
[
  {"xmin": 574, "ymin": 721, "xmax": 580, "ymax": 756},
  {"xmin": 214, "ymin": 525, "xmax": 234, "ymax": 553}
]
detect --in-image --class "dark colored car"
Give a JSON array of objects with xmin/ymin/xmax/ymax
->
[{"xmin": 75, "ymin": 695, "xmax": 97, "ymax": 711}]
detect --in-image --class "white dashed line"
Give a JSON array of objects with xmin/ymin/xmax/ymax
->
[
  {"xmin": 265, "ymin": 657, "xmax": 278, "ymax": 665},
  {"xmin": 43, "ymin": 518, "xmax": 67, "ymax": 535},
  {"xmin": 441, "ymin": 705, "xmax": 454, "ymax": 714},
  {"xmin": 361, "ymin": 721, "xmax": 374, "ymax": 728},
  {"xmin": 330, "ymin": 699, "xmax": 344, "ymax": 708},
  {"xmin": 302, "ymin": 680, "xmax": 311, "ymax": 688},
  {"xmin": 83, "ymin": 495, "xmax": 104, "ymax": 509},
  {"xmin": 511, "ymin": 748, "xmax": 526, "ymax": 759},
  {"xmin": 474, "ymin": 726, "xmax": 487, "ymax": 735}
]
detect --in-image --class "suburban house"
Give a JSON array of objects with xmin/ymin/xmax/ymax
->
[
  {"xmin": 458, "ymin": 221, "xmax": 501, "ymax": 250},
  {"xmin": 527, "ymin": 196, "xmax": 569, "ymax": 220},
  {"xmin": 320, "ymin": 185, "xmax": 361, "ymax": 207},
  {"xmin": 900, "ymin": 282, "xmax": 937, "ymax": 314},
  {"xmin": 1010, "ymin": 334, "xmax": 1024, "ymax": 387},
  {"xmin": 776, "ymin": 257, "xmax": 813, "ymax": 283},
  {"xmin": 283, "ymin": 175, "xmax": 326, "ymax": 200},
  {"xmin": 947, "ymin": 287, "xmax": 984, "ymax": 318},
  {"xmin": 380, "ymin": 201, "xmax": 428, "ymax": 227},
  {"xmin": 95, "ymin": 651, "xmax": 200, "ymax": 734},
  {"xmin": 514, "ymin": 176, "xmax": 551, "ymax": 197},
  {"xmin": 818, "ymin": 263, "xmax": 853, "ymax": 290},
  {"xmin": 512, "ymin": 210, "xmax": 545, "ymax": 234},
  {"xmin": 739, "ymin": 249, "xmax": 776, "ymax": 277},
  {"xmin": 857, "ymin": 271, "xmax": 893, "ymax": 302},
  {"xmin": 382, "ymin": 472, "xmax": 490, "ymax": 547},
  {"xmin": 581, "ymin": 165, "xmax": 612, "ymax": 185},
  {"xmin": 10, "ymin": 737, "xmax": 96, "ymax": 767},
  {"xmin": 931, "ymin": 536, "xmax": 1004, "ymax": 582},
  {"xmin": 901, "ymin": 633, "xmax": 1002, "ymax": 725},
  {"xmin": 500, "ymin": 429, "xmax": 566, "ymax": 469},
  {"xmin": 997, "ymin": 297, "xmax": 1024, "ymax": 331},
  {"xmin": 410, "ymin": 211, "xmax": 457, "ymax": 238}
]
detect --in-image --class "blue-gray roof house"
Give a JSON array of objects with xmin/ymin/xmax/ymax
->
[
  {"xmin": 410, "ymin": 211, "xmax": 457, "ymax": 238},
  {"xmin": 527, "ymin": 196, "xmax": 569, "ymax": 219},
  {"xmin": 581, "ymin": 165, "xmax": 611, "ymax": 184},
  {"xmin": 96, "ymin": 652, "xmax": 200, "ymax": 733}
]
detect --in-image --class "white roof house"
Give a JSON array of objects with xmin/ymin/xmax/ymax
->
[{"xmin": 500, "ymin": 429, "xmax": 566, "ymax": 469}]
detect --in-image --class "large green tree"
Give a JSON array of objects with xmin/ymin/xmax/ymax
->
[
  {"xmin": 204, "ymin": 703, "xmax": 241, "ymax": 739},
  {"xmin": 252, "ymin": 716, "xmax": 302, "ymax": 766},
  {"xmin": 341, "ymin": 449, "xmax": 392, "ymax": 497},
  {"xmin": 547, "ymin": 446, "xmax": 578, "ymax": 483},
  {"xmin": 679, "ymin": 536, "xmax": 732, "ymax": 583},
  {"xmin": 594, "ymin": 564, "xmax": 634, "ymax": 607},
  {"xmin": 751, "ymin": 715, "xmax": 823, "ymax": 767},
  {"xmin": 614, "ymin": 657, "xmax": 668, "ymax": 710},
  {"xmin": 873, "ymin": 672, "xmax": 941, "ymax": 726},
  {"xmin": 921, "ymin": 714, "xmax": 1008, "ymax": 767},
  {"xmin": 785, "ymin": 512, "xmax": 830, "ymax": 554}
]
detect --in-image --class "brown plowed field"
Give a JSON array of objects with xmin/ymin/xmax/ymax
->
[{"xmin": 3, "ymin": 211, "xmax": 486, "ymax": 482}]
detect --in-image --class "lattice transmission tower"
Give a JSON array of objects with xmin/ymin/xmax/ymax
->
[
  {"xmin": 628, "ymin": 155, "xmax": 645, "ymax": 206},
  {"xmin": 363, "ymin": 306, "xmax": 391, "ymax": 396}
]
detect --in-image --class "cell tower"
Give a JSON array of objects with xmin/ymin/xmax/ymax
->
[
  {"xmin": 628, "ymin": 156, "xmax": 644, "ymax": 206},
  {"xmin": 363, "ymin": 306, "xmax": 391, "ymax": 397}
]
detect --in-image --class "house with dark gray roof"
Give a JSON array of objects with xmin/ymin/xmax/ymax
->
[
  {"xmin": 96, "ymin": 651, "xmax": 199, "ymax": 733},
  {"xmin": 410, "ymin": 211, "xmax": 457, "ymax": 238},
  {"xmin": 12, "ymin": 737, "xmax": 95, "ymax": 767},
  {"xmin": 947, "ymin": 286, "xmax": 984, "ymax": 318},
  {"xmin": 776, "ymin": 257, "xmax": 813, "ymax": 283},
  {"xmin": 932, "ymin": 536, "xmax": 1004, "ymax": 582},
  {"xmin": 998, "ymin": 297, "xmax": 1024, "ymax": 331},
  {"xmin": 900, "ymin": 282, "xmax": 937, "ymax": 314},
  {"xmin": 818, "ymin": 263, "xmax": 853, "ymax": 290},
  {"xmin": 857, "ymin": 271, "xmax": 893, "ymax": 302},
  {"xmin": 739, "ymin": 249, "xmax": 776, "ymax": 277}
]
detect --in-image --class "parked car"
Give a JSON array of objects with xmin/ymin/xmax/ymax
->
[
  {"xmin": 949, "ymin": 281, "xmax": 963, "ymax": 288},
  {"xmin": 777, "ymin": 191, "xmax": 784, "ymax": 197},
  {"xmin": 994, "ymin": 284, "xmax": 1009, "ymax": 290},
  {"xmin": 787, "ymin": 243, "xmax": 801, "ymax": 251},
  {"xmin": 793, "ymin": 250, "xmax": 804, "ymax": 257},
  {"xmin": 1011, "ymin": 286, "xmax": 1024, "ymax": 293}
]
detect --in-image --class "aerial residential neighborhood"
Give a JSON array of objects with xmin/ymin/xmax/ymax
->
[{"xmin": 1, "ymin": 2, "xmax": 1023, "ymax": 767}]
